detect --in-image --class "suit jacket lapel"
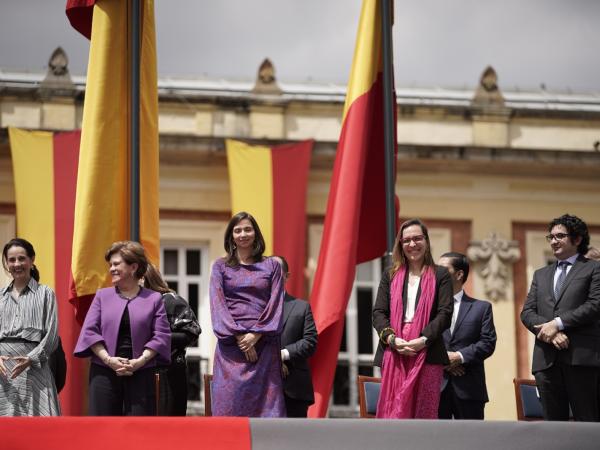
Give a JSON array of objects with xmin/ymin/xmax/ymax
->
[
  {"xmin": 282, "ymin": 293, "xmax": 295, "ymax": 328},
  {"xmin": 452, "ymin": 294, "xmax": 473, "ymax": 336}
]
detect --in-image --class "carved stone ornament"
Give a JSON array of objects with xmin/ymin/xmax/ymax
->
[
  {"xmin": 252, "ymin": 58, "xmax": 282, "ymax": 95},
  {"xmin": 471, "ymin": 65, "xmax": 507, "ymax": 112},
  {"xmin": 467, "ymin": 232, "xmax": 521, "ymax": 302},
  {"xmin": 39, "ymin": 47, "xmax": 76, "ymax": 96}
]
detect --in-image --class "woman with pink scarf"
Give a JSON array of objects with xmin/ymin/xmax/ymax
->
[{"xmin": 373, "ymin": 219, "xmax": 453, "ymax": 418}]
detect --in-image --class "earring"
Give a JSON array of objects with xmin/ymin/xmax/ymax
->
[{"xmin": 232, "ymin": 243, "xmax": 237, "ymax": 250}]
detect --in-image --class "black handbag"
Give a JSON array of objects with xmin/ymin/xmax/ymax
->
[{"xmin": 48, "ymin": 336, "xmax": 67, "ymax": 393}]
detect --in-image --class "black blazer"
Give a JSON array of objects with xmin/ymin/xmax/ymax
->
[
  {"xmin": 443, "ymin": 294, "xmax": 496, "ymax": 402},
  {"xmin": 521, "ymin": 255, "xmax": 600, "ymax": 373},
  {"xmin": 281, "ymin": 293, "xmax": 318, "ymax": 403},
  {"xmin": 373, "ymin": 265, "xmax": 453, "ymax": 367}
]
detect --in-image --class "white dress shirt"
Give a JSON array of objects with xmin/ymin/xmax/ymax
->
[
  {"xmin": 450, "ymin": 289, "xmax": 465, "ymax": 363},
  {"xmin": 405, "ymin": 276, "xmax": 420, "ymax": 322}
]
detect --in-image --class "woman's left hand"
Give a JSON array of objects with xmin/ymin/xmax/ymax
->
[
  {"xmin": 10, "ymin": 356, "xmax": 31, "ymax": 379},
  {"xmin": 395, "ymin": 337, "xmax": 426, "ymax": 356},
  {"xmin": 244, "ymin": 347, "xmax": 258, "ymax": 363},
  {"xmin": 127, "ymin": 357, "xmax": 147, "ymax": 373},
  {"xmin": 237, "ymin": 332, "xmax": 261, "ymax": 352}
]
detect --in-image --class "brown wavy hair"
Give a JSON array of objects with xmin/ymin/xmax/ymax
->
[
  {"xmin": 389, "ymin": 218, "xmax": 434, "ymax": 278},
  {"xmin": 105, "ymin": 241, "xmax": 149, "ymax": 279},
  {"xmin": 143, "ymin": 263, "xmax": 173, "ymax": 295}
]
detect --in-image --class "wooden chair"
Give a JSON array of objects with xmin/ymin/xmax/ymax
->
[
  {"xmin": 513, "ymin": 378, "xmax": 543, "ymax": 421},
  {"xmin": 357, "ymin": 375, "xmax": 381, "ymax": 418},
  {"xmin": 204, "ymin": 374, "xmax": 213, "ymax": 417}
]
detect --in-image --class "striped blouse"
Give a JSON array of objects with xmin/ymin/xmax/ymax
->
[{"xmin": 0, "ymin": 278, "xmax": 59, "ymax": 368}]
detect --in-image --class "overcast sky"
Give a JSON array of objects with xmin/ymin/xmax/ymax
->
[{"xmin": 1, "ymin": 0, "xmax": 599, "ymax": 93}]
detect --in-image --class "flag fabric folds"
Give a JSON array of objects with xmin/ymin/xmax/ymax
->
[
  {"xmin": 308, "ymin": 0, "xmax": 398, "ymax": 417},
  {"xmin": 66, "ymin": 0, "xmax": 160, "ymax": 323},
  {"xmin": 8, "ymin": 127, "xmax": 85, "ymax": 415},
  {"xmin": 226, "ymin": 139, "xmax": 313, "ymax": 299}
]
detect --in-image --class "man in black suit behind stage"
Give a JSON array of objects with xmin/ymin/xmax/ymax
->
[
  {"xmin": 521, "ymin": 214, "xmax": 600, "ymax": 421},
  {"xmin": 437, "ymin": 252, "xmax": 496, "ymax": 420},
  {"xmin": 274, "ymin": 256, "xmax": 318, "ymax": 417}
]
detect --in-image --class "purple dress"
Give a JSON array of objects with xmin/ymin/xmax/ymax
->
[{"xmin": 209, "ymin": 257, "xmax": 285, "ymax": 417}]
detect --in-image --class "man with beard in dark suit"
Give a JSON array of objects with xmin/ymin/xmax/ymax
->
[
  {"xmin": 438, "ymin": 252, "xmax": 496, "ymax": 420},
  {"xmin": 521, "ymin": 214, "xmax": 600, "ymax": 421},
  {"xmin": 274, "ymin": 256, "xmax": 318, "ymax": 417}
]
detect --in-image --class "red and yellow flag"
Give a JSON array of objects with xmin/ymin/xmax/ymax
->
[
  {"xmin": 308, "ymin": 0, "xmax": 398, "ymax": 417},
  {"xmin": 226, "ymin": 139, "xmax": 313, "ymax": 298},
  {"xmin": 8, "ymin": 127, "xmax": 85, "ymax": 415},
  {"xmin": 66, "ymin": 0, "xmax": 160, "ymax": 322}
]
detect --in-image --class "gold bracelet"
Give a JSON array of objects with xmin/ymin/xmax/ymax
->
[{"xmin": 379, "ymin": 327, "xmax": 396, "ymax": 344}]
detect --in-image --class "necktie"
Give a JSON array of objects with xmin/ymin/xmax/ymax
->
[{"xmin": 554, "ymin": 261, "xmax": 571, "ymax": 299}]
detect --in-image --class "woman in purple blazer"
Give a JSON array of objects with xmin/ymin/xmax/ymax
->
[{"xmin": 74, "ymin": 241, "xmax": 171, "ymax": 415}]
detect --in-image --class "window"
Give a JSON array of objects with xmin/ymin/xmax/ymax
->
[
  {"xmin": 330, "ymin": 258, "xmax": 382, "ymax": 417},
  {"xmin": 160, "ymin": 244, "xmax": 210, "ymax": 414}
]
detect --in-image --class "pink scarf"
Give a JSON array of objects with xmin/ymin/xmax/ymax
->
[{"xmin": 376, "ymin": 265, "xmax": 436, "ymax": 418}]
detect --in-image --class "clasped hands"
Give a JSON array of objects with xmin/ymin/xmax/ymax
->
[
  {"xmin": 534, "ymin": 320, "xmax": 569, "ymax": 350},
  {"xmin": 0, "ymin": 355, "xmax": 31, "ymax": 379},
  {"xmin": 236, "ymin": 332, "xmax": 261, "ymax": 362},
  {"xmin": 388, "ymin": 336, "xmax": 426, "ymax": 356},
  {"xmin": 106, "ymin": 356, "xmax": 147, "ymax": 377}
]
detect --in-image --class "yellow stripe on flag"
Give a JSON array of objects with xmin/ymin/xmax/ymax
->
[
  {"xmin": 139, "ymin": 0, "xmax": 160, "ymax": 265},
  {"xmin": 71, "ymin": 0, "xmax": 160, "ymax": 298},
  {"xmin": 226, "ymin": 140, "xmax": 274, "ymax": 255},
  {"xmin": 8, "ymin": 128, "xmax": 55, "ymax": 288},
  {"xmin": 343, "ymin": 0, "xmax": 382, "ymax": 119}
]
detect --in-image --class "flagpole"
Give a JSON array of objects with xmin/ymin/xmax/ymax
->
[
  {"xmin": 381, "ymin": 0, "xmax": 396, "ymax": 266},
  {"xmin": 130, "ymin": 0, "xmax": 141, "ymax": 242}
]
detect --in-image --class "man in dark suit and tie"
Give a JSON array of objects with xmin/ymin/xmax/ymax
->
[
  {"xmin": 521, "ymin": 214, "xmax": 600, "ymax": 421},
  {"xmin": 437, "ymin": 252, "xmax": 496, "ymax": 420},
  {"xmin": 274, "ymin": 256, "xmax": 318, "ymax": 417}
]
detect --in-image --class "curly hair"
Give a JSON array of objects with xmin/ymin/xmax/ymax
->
[{"xmin": 548, "ymin": 214, "xmax": 590, "ymax": 255}]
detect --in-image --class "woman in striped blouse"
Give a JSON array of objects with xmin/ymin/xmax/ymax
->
[{"xmin": 0, "ymin": 238, "xmax": 60, "ymax": 416}]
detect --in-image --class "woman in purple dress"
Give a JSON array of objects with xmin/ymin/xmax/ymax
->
[{"xmin": 210, "ymin": 211, "xmax": 285, "ymax": 417}]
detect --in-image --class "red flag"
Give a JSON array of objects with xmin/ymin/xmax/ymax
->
[{"xmin": 308, "ymin": 0, "xmax": 397, "ymax": 417}]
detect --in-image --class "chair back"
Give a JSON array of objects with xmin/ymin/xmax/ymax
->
[
  {"xmin": 204, "ymin": 374, "xmax": 213, "ymax": 417},
  {"xmin": 357, "ymin": 375, "xmax": 381, "ymax": 418},
  {"xmin": 513, "ymin": 378, "xmax": 543, "ymax": 421}
]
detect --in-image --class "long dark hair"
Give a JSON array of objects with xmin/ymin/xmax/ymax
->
[
  {"xmin": 389, "ymin": 218, "xmax": 434, "ymax": 278},
  {"xmin": 144, "ymin": 263, "xmax": 173, "ymax": 295},
  {"xmin": 2, "ymin": 238, "xmax": 40, "ymax": 282},
  {"xmin": 224, "ymin": 211, "xmax": 266, "ymax": 267}
]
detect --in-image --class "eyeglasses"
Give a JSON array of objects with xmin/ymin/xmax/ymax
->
[
  {"xmin": 545, "ymin": 233, "xmax": 569, "ymax": 242},
  {"xmin": 400, "ymin": 235, "xmax": 425, "ymax": 246}
]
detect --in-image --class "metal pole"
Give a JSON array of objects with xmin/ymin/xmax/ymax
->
[
  {"xmin": 130, "ymin": 0, "xmax": 141, "ymax": 242},
  {"xmin": 381, "ymin": 0, "xmax": 396, "ymax": 267}
]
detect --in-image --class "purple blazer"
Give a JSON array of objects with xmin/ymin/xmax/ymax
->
[{"xmin": 74, "ymin": 287, "xmax": 171, "ymax": 367}]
